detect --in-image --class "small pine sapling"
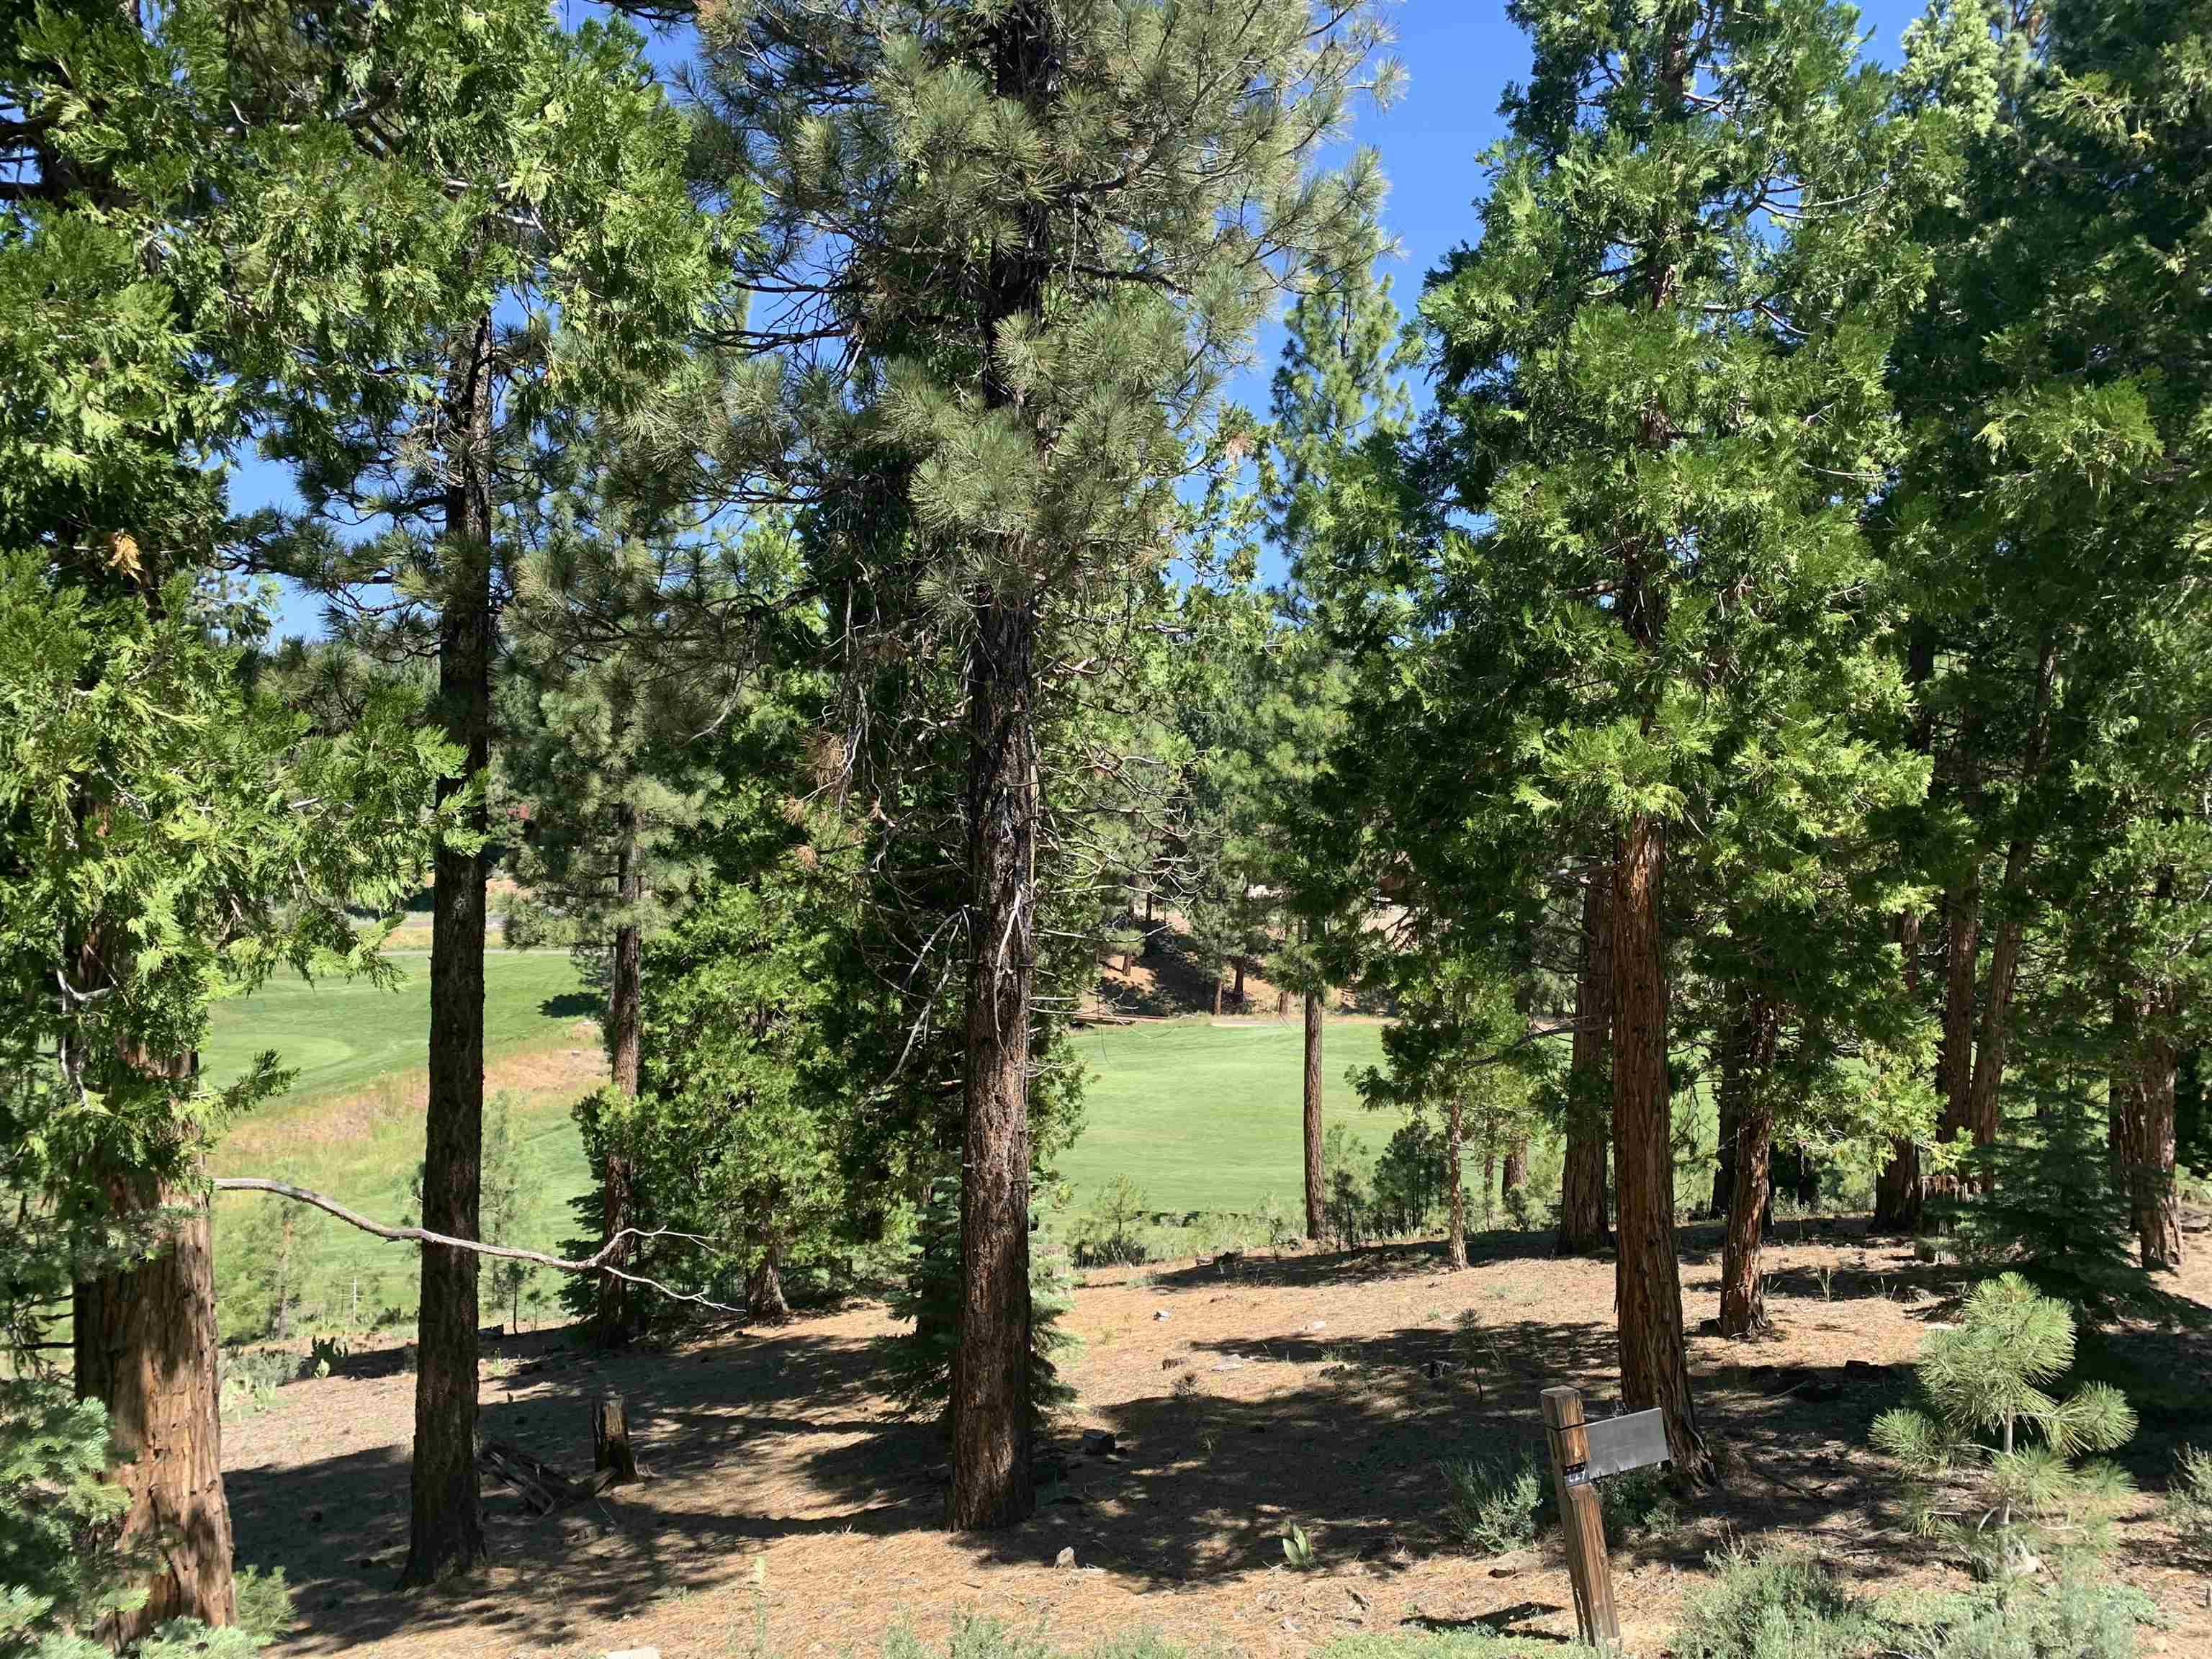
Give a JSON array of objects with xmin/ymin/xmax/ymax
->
[
  {"xmin": 1943, "ymin": 1089, "xmax": 2198, "ymax": 1327},
  {"xmin": 884, "ymin": 1178, "xmax": 1077, "ymax": 1438},
  {"xmin": 1872, "ymin": 1274, "xmax": 2136, "ymax": 1581}
]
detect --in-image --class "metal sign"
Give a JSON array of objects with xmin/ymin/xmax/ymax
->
[{"xmin": 1578, "ymin": 1408, "xmax": 1671, "ymax": 1483}]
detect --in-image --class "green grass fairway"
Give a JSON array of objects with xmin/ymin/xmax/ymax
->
[
  {"xmin": 1056, "ymin": 1017, "xmax": 1405, "ymax": 1215},
  {"xmin": 201, "ymin": 949, "xmax": 593, "ymax": 1111},
  {"xmin": 203, "ymin": 950, "xmax": 598, "ymax": 1340}
]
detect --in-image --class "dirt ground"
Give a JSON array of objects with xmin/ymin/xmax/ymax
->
[{"xmin": 224, "ymin": 1223, "xmax": 2212, "ymax": 1659}]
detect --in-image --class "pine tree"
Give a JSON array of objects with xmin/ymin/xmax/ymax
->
[
  {"xmin": 1873, "ymin": 1274, "xmax": 2136, "ymax": 1580},
  {"xmin": 1256, "ymin": 242, "xmax": 1416, "ymax": 1238},
  {"xmin": 241, "ymin": 1, "xmax": 713, "ymax": 1580},
  {"xmin": 706, "ymin": 0, "xmax": 1394, "ymax": 1529}
]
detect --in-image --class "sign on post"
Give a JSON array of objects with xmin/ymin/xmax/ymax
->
[{"xmin": 1539, "ymin": 1388, "xmax": 1672, "ymax": 1651}]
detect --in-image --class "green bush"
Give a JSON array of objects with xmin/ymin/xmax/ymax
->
[
  {"xmin": 1599, "ymin": 1466, "xmax": 1681, "ymax": 1540},
  {"xmin": 883, "ymin": 1176, "xmax": 1077, "ymax": 1435},
  {"xmin": 1669, "ymin": 1548, "xmax": 2159, "ymax": 1659},
  {"xmin": 2168, "ymin": 1444, "xmax": 2212, "ymax": 1545},
  {"xmin": 1440, "ymin": 1451, "xmax": 1545, "ymax": 1555},
  {"xmin": 1872, "ymin": 1274, "xmax": 2135, "ymax": 1580},
  {"xmin": 1071, "ymin": 1175, "xmax": 1151, "ymax": 1267},
  {"xmin": 1887, "ymin": 1576, "xmax": 2160, "ymax": 1659},
  {"xmin": 1673, "ymin": 1547, "xmax": 1885, "ymax": 1659},
  {"xmin": 1, "ymin": 1377, "xmax": 284, "ymax": 1657}
]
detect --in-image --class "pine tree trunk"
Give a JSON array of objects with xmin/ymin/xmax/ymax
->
[
  {"xmin": 1445, "ymin": 1090, "xmax": 1467, "ymax": 1269},
  {"xmin": 1935, "ymin": 868, "xmax": 1982, "ymax": 1190},
  {"xmin": 1612, "ymin": 816, "xmax": 1708, "ymax": 1478},
  {"xmin": 595, "ymin": 804, "xmax": 644, "ymax": 1347},
  {"xmin": 1502, "ymin": 1138, "xmax": 1527, "ymax": 1205},
  {"xmin": 950, "ymin": 591, "xmax": 1039, "ymax": 1532},
  {"xmin": 948, "ymin": 0, "xmax": 1057, "ymax": 1534},
  {"xmin": 404, "ymin": 310, "xmax": 495, "ymax": 1586},
  {"xmin": 1231, "ymin": 957, "xmax": 1245, "ymax": 1009},
  {"xmin": 1303, "ymin": 986, "xmax": 1326, "ymax": 1241},
  {"xmin": 2124, "ymin": 990, "xmax": 2184, "ymax": 1270},
  {"xmin": 1559, "ymin": 876, "xmax": 1612, "ymax": 1254},
  {"xmin": 1876, "ymin": 635, "xmax": 1936, "ymax": 1231},
  {"xmin": 1277, "ymin": 986, "xmax": 1291, "ymax": 1016},
  {"xmin": 1213, "ymin": 974, "xmax": 1223, "ymax": 1016},
  {"xmin": 75, "ymin": 1163, "xmax": 235, "ymax": 1645},
  {"xmin": 1717, "ymin": 995, "xmax": 1780, "ymax": 1339},
  {"xmin": 1961, "ymin": 644, "xmax": 2057, "ymax": 1154}
]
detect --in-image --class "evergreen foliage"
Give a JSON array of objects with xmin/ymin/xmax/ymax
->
[
  {"xmin": 882, "ymin": 1177, "xmax": 1076, "ymax": 1439},
  {"xmin": 1872, "ymin": 1274, "xmax": 2136, "ymax": 1580},
  {"xmin": 1943, "ymin": 1094, "xmax": 2199, "ymax": 1327}
]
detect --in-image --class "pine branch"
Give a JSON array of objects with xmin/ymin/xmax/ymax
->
[{"xmin": 210, "ymin": 1177, "xmax": 741, "ymax": 1316}]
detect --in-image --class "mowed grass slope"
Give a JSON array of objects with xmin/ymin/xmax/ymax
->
[
  {"xmin": 1056, "ymin": 1015, "xmax": 1403, "ymax": 1215},
  {"xmin": 199, "ymin": 971, "xmax": 1399, "ymax": 1336},
  {"xmin": 203, "ymin": 951, "xmax": 601, "ymax": 1337}
]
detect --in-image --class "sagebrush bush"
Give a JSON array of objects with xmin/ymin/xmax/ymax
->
[
  {"xmin": 2169, "ymin": 1444, "xmax": 2212, "ymax": 1545},
  {"xmin": 1440, "ymin": 1452, "xmax": 1545, "ymax": 1554},
  {"xmin": 1889, "ymin": 1575, "xmax": 2159, "ymax": 1659},
  {"xmin": 1672, "ymin": 1547, "xmax": 1885, "ymax": 1659}
]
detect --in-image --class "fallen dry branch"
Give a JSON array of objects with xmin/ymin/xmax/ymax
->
[
  {"xmin": 477, "ymin": 1439, "xmax": 615, "ymax": 1514},
  {"xmin": 211, "ymin": 1176, "xmax": 742, "ymax": 1315}
]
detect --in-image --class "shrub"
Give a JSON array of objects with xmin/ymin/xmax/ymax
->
[
  {"xmin": 2168, "ymin": 1444, "xmax": 2212, "ymax": 1545},
  {"xmin": 1887, "ymin": 1575, "xmax": 2160, "ymax": 1659},
  {"xmin": 1673, "ymin": 1547, "xmax": 1885, "ymax": 1659},
  {"xmin": 1599, "ymin": 1466, "xmax": 1681, "ymax": 1540},
  {"xmin": 1, "ymin": 1377, "xmax": 283, "ymax": 1656},
  {"xmin": 1871, "ymin": 1273, "xmax": 2135, "ymax": 1580},
  {"xmin": 1072, "ymin": 1175, "xmax": 1151, "ymax": 1267},
  {"xmin": 1941, "ymin": 1091, "xmax": 2198, "ymax": 1328},
  {"xmin": 1441, "ymin": 1452, "xmax": 1545, "ymax": 1555}
]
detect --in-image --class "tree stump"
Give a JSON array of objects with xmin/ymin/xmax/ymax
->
[{"xmin": 593, "ymin": 1393, "xmax": 640, "ymax": 1485}]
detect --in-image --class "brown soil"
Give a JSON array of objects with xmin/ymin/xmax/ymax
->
[{"xmin": 226, "ymin": 1225, "xmax": 2212, "ymax": 1659}]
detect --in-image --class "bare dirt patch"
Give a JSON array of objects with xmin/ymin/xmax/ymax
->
[{"xmin": 225, "ymin": 1225, "xmax": 2212, "ymax": 1659}]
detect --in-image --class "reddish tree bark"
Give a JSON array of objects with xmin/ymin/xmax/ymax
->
[
  {"xmin": 1612, "ymin": 817, "xmax": 1708, "ymax": 1478},
  {"xmin": 1559, "ymin": 876, "xmax": 1612, "ymax": 1254},
  {"xmin": 1303, "ymin": 987, "xmax": 1326, "ymax": 1240},
  {"xmin": 1717, "ymin": 996, "xmax": 1781, "ymax": 1338},
  {"xmin": 76, "ymin": 1156, "xmax": 235, "ymax": 1645},
  {"xmin": 404, "ymin": 312, "xmax": 495, "ymax": 1586},
  {"xmin": 2117, "ymin": 988, "xmax": 2185, "ymax": 1270},
  {"xmin": 1444, "ymin": 1090, "xmax": 1467, "ymax": 1269}
]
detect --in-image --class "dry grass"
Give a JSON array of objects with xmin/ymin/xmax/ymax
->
[{"xmin": 223, "ymin": 1223, "xmax": 2212, "ymax": 1659}]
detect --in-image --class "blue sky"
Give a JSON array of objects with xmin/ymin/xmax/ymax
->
[{"xmin": 253, "ymin": 0, "xmax": 1930, "ymax": 640}]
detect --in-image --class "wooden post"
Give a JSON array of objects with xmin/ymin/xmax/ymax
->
[
  {"xmin": 593, "ymin": 1393, "xmax": 640, "ymax": 1485},
  {"xmin": 1542, "ymin": 1385, "xmax": 1620, "ymax": 1650}
]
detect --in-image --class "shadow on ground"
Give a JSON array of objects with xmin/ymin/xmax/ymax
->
[{"xmin": 229, "ymin": 1233, "xmax": 2212, "ymax": 1656}]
